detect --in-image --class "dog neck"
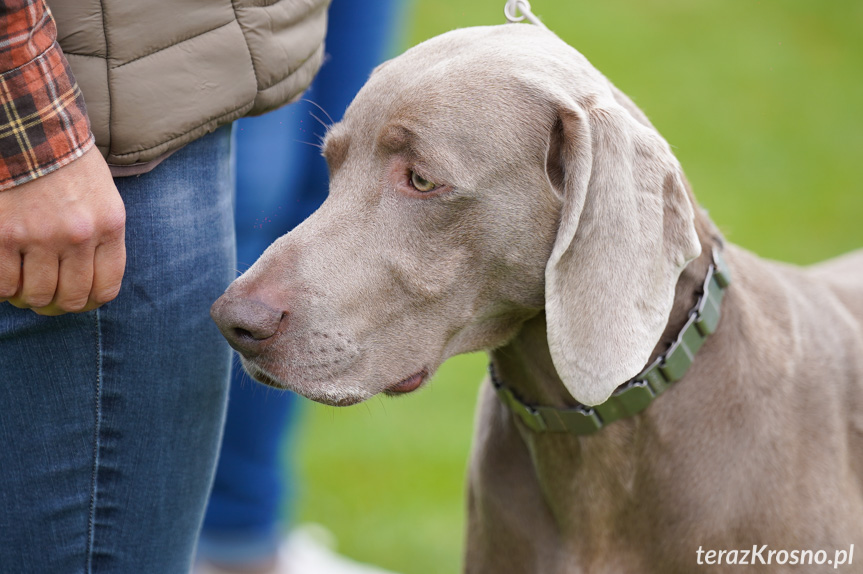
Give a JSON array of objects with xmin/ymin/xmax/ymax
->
[
  {"xmin": 490, "ymin": 204, "xmax": 722, "ymax": 411},
  {"xmin": 485, "ymin": 207, "xmax": 723, "ymax": 554}
]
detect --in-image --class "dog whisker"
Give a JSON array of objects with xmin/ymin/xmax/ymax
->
[{"xmin": 301, "ymin": 98, "xmax": 335, "ymax": 127}]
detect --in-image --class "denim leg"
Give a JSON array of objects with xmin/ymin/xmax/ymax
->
[{"xmin": 0, "ymin": 126, "xmax": 235, "ymax": 574}]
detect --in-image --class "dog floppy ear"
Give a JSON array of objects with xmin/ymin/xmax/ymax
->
[{"xmin": 544, "ymin": 97, "xmax": 701, "ymax": 406}]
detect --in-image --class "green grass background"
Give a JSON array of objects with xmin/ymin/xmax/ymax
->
[{"xmin": 291, "ymin": 2, "xmax": 863, "ymax": 572}]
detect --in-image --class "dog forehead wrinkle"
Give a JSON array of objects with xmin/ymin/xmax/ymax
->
[
  {"xmin": 377, "ymin": 123, "xmax": 413, "ymax": 154},
  {"xmin": 366, "ymin": 116, "xmax": 472, "ymax": 190},
  {"xmin": 375, "ymin": 99, "xmax": 549, "ymax": 192}
]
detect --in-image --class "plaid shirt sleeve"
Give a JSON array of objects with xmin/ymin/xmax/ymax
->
[{"xmin": 0, "ymin": 0, "xmax": 94, "ymax": 191}]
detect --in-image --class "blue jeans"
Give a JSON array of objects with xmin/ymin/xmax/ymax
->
[
  {"xmin": 197, "ymin": 1, "xmax": 406, "ymax": 565},
  {"xmin": 0, "ymin": 126, "xmax": 235, "ymax": 573}
]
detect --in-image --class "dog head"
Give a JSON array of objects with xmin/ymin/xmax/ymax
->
[{"xmin": 211, "ymin": 25, "xmax": 700, "ymax": 406}]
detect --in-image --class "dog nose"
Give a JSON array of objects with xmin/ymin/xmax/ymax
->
[{"xmin": 210, "ymin": 294, "xmax": 286, "ymax": 358}]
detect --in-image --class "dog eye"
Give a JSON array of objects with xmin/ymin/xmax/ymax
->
[{"xmin": 409, "ymin": 170, "xmax": 437, "ymax": 193}]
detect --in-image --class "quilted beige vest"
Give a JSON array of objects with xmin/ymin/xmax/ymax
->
[{"xmin": 51, "ymin": 0, "xmax": 329, "ymax": 168}]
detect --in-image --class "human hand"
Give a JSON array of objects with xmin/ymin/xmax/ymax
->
[{"xmin": 0, "ymin": 147, "xmax": 126, "ymax": 316}]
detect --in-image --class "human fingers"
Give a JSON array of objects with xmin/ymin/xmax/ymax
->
[
  {"xmin": 79, "ymin": 230, "xmax": 126, "ymax": 313},
  {"xmin": 34, "ymin": 247, "xmax": 96, "ymax": 315},
  {"xmin": 9, "ymin": 249, "xmax": 59, "ymax": 310},
  {"xmin": 0, "ymin": 238, "xmax": 22, "ymax": 302}
]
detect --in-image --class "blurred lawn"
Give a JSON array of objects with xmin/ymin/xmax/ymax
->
[{"xmin": 293, "ymin": 2, "xmax": 862, "ymax": 573}]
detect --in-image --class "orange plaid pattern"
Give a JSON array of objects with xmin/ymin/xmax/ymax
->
[{"xmin": 0, "ymin": 0, "xmax": 94, "ymax": 190}]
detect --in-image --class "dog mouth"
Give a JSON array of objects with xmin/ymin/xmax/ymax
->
[
  {"xmin": 243, "ymin": 362, "xmax": 286, "ymax": 390},
  {"xmin": 241, "ymin": 358, "xmax": 428, "ymax": 404},
  {"xmin": 384, "ymin": 368, "xmax": 429, "ymax": 395}
]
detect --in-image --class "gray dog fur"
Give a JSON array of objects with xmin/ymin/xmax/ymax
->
[{"xmin": 211, "ymin": 25, "xmax": 863, "ymax": 573}]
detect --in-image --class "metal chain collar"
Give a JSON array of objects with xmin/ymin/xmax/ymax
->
[{"xmin": 491, "ymin": 248, "xmax": 732, "ymax": 435}]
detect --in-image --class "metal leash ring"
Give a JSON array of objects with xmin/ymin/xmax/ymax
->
[{"xmin": 504, "ymin": 0, "xmax": 548, "ymax": 30}]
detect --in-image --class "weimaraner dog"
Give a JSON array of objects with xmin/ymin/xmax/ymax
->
[{"xmin": 211, "ymin": 25, "xmax": 863, "ymax": 573}]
